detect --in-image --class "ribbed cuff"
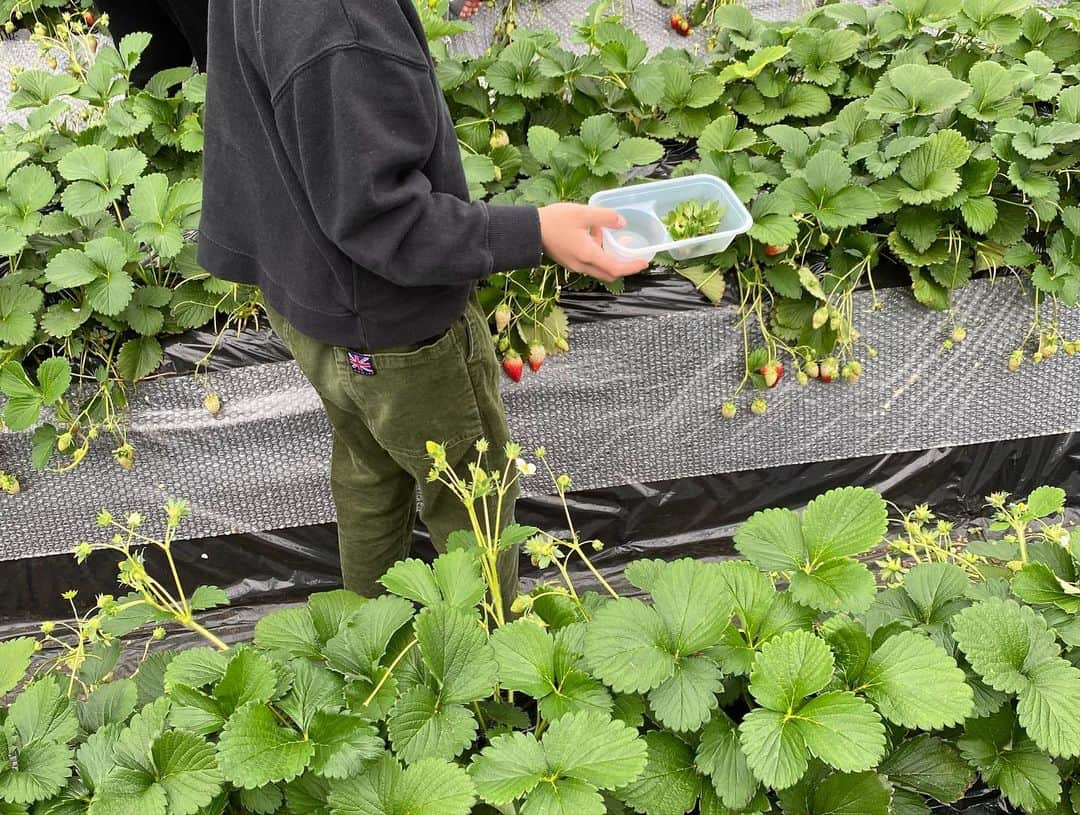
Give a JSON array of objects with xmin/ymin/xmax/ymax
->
[{"xmin": 486, "ymin": 204, "xmax": 543, "ymax": 272}]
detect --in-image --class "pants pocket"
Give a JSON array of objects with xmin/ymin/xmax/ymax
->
[{"xmin": 341, "ymin": 316, "xmax": 485, "ymax": 460}]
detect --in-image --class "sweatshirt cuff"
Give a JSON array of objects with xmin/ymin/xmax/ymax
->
[{"xmin": 486, "ymin": 204, "xmax": 543, "ymax": 272}]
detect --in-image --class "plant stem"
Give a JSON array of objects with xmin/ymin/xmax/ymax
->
[{"xmin": 364, "ymin": 638, "xmax": 418, "ymax": 707}]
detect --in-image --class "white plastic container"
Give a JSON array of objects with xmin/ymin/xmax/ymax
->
[{"xmin": 589, "ymin": 175, "xmax": 753, "ymax": 263}]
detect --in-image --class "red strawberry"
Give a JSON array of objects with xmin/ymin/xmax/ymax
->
[
  {"xmin": 678, "ymin": 19, "xmax": 691, "ymax": 35},
  {"xmin": 528, "ymin": 344, "xmax": 546, "ymax": 372},
  {"xmin": 670, "ymin": 13, "xmax": 680, "ymax": 29},
  {"xmin": 502, "ymin": 353, "xmax": 523, "ymax": 383},
  {"xmin": 83, "ymin": 10, "xmax": 95, "ymax": 26},
  {"xmin": 764, "ymin": 244, "xmax": 788, "ymax": 257}
]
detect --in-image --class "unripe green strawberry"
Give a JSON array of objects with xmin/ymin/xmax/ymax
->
[
  {"xmin": 842, "ymin": 360, "xmax": 863, "ymax": 384},
  {"xmin": 796, "ymin": 371, "xmax": 809, "ymax": 386},
  {"xmin": 750, "ymin": 398, "xmax": 767, "ymax": 415},
  {"xmin": 490, "ymin": 129, "xmax": 510, "ymax": 149},
  {"xmin": 497, "ymin": 335, "xmax": 511, "ymax": 353},
  {"xmin": 0, "ymin": 472, "xmax": 19, "ymax": 495},
  {"xmin": 114, "ymin": 443, "xmax": 135, "ymax": 471},
  {"xmin": 951, "ymin": 325, "xmax": 967, "ymax": 344},
  {"xmin": 812, "ymin": 306, "xmax": 829, "ymax": 330},
  {"xmin": 819, "ymin": 232, "xmax": 830, "ymax": 246},
  {"xmin": 554, "ymin": 336, "xmax": 570, "ymax": 352},
  {"xmin": 204, "ymin": 393, "xmax": 222, "ymax": 415},
  {"xmin": 804, "ymin": 360, "xmax": 820, "ymax": 379},
  {"xmin": 721, "ymin": 401, "xmax": 737, "ymax": 419},
  {"xmin": 494, "ymin": 303, "xmax": 512, "ymax": 333},
  {"xmin": 1008, "ymin": 349, "xmax": 1023, "ymax": 371},
  {"xmin": 57, "ymin": 432, "xmax": 72, "ymax": 452}
]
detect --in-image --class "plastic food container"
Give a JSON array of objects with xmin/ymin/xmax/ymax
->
[{"xmin": 589, "ymin": 175, "xmax": 753, "ymax": 263}]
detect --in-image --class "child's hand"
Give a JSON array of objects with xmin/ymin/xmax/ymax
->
[{"xmin": 538, "ymin": 203, "xmax": 650, "ymax": 283}]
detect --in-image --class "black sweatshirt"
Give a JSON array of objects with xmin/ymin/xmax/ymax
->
[{"xmin": 198, "ymin": 0, "xmax": 543, "ymax": 349}]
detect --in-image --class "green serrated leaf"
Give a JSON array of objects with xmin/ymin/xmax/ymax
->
[
  {"xmin": 959, "ymin": 709, "xmax": 1062, "ymax": 812},
  {"xmin": 78, "ymin": 680, "xmax": 138, "ymax": 733},
  {"xmin": 387, "ymin": 685, "xmax": 477, "ymax": 765},
  {"xmin": 696, "ymin": 713, "xmax": 758, "ymax": 810},
  {"xmin": 255, "ymin": 607, "xmax": 321, "ymax": 659},
  {"xmin": 329, "ymin": 753, "xmax": 475, "ymax": 815},
  {"xmin": 859, "ymin": 631, "xmax": 973, "ymax": 729},
  {"xmin": 213, "ymin": 648, "xmax": 279, "ymax": 716},
  {"xmin": 9, "ymin": 676, "xmax": 79, "ymax": 745},
  {"xmin": 306, "ymin": 711, "xmax": 381, "ymax": 779},
  {"xmin": 615, "ymin": 731, "xmax": 699, "ymax": 815},
  {"xmin": 880, "ymin": 735, "xmax": 974, "ymax": 803},
  {"xmin": 216, "ymin": 704, "xmax": 313, "ymax": 790},
  {"xmin": 415, "ymin": 606, "xmax": 497, "ymax": 705},
  {"xmin": 0, "ymin": 638, "xmax": 35, "ymax": 697}
]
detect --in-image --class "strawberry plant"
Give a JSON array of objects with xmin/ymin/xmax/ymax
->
[
  {"xmin": 0, "ymin": 0, "xmax": 94, "ymax": 34},
  {"xmin": 0, "ymin": 12, "xmax": 259, "ymax": 472},
  {"xmin": 7, "ymin": 0, "xmax": 1080, "ymax": 470},
  {"xmin": 422, "ymin": 0, "xmax": 1080, "ymax": 396},
  {"xmin": 2, "ymin": 440, "xmax": 1077, "ymax": 815}
]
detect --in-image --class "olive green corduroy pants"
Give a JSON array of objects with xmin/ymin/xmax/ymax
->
[{"xmin": 264, "ymin": 298, "xmax": 519, "ymax": 604}]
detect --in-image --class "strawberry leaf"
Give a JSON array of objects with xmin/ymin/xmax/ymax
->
[
  {"xmin": 330, "ymin": 753, "xmax": 475, "ymax": 815},
  {"xmin": 615, "ymin": 731, "xmax": 700, "ymax": 815},
  {"xmin": 858, "ymin": 630, "xmax": 974, "ymax": 729},
  {"xmin": 386, "ymin": 686, "xmax": 477, "ymax": 765},
  {"xmin": 216, "ymin": 704, "xmax": 314, "ymax": 789},
  {"xmin": 0, "ymin": 638, "xmax": 35, "ymax": 697},
  {"xmin": 414, "ymin": 606, "xmax": 498, "ymax": 705},
  {"xmin": 880, "ymin": 735, "xmax": 975, "ymax": 803}
]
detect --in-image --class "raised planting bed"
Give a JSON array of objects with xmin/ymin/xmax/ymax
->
[
  {"xmin": 4, "ymin": 0, "xmax": 1080, "ymax": 487},
  {"xmin": 1, "ymin": 459, "xmax": 1077, "ymax": 815}
]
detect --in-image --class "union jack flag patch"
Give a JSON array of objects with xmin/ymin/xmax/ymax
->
[{"xmin": 347, "ymin": 351, "xmax": 376, "ymax": 376}]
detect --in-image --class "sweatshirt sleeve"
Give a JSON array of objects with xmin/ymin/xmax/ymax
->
[{"xmin": 271, "ymin": 45, "xmax": 542, "ymax": 287}]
